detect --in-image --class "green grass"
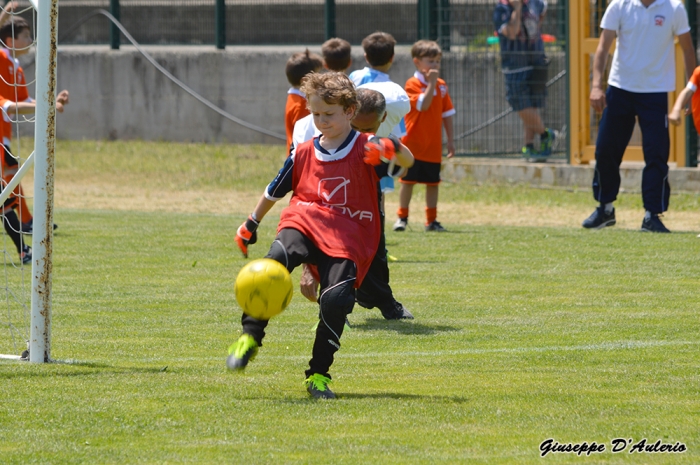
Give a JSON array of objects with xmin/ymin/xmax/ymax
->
[{"xmin": 1, "ymin": 141, "xmax": 699, "ymax": 464}]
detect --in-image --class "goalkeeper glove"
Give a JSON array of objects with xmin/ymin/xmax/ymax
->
[
  {"xmin": 235, "ymin": 215, "xmax": 259, "ymax": 258},
  {"xmin": 363, "ymin": 135, "xmax": 399, "ymax": 166}
]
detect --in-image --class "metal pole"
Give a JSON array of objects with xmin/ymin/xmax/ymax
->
[
  {"xmin": 215, "ymin": 0, "xmax": 225, "ymax": 50},
  {"xmin": 418, "ymin": 0, "xmax": 429, "ymax": 40},
  {"xmin": 30, "ymin": 0, "xmax": 57, "ymax": 363},
  {"xmin": 325, "ymin": 0, "xmax": 336, "ymax": 40},
  {"xmin": 110, "ymin": 0, "xmax": 120, "ymax": 50},
  {"xmin": 685, "ymin": 0, "xmax": 697, "ymax": 167},
  {"xmin": 564, "ymin": 0, "xmax": 570, "ymax": 163}
]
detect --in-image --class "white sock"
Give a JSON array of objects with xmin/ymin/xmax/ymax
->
[
  {"xmin": 644, "ymin": 211, "xmax": 653, "ymax": 220},
  {"xmin": 603, "ymin": 203, "xmax": 614, "ymax": 214}
]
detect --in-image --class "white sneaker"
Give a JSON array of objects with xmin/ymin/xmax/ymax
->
[{"xmin": 393, "ymin": 218, "xmax": 407, "ymax": 231}]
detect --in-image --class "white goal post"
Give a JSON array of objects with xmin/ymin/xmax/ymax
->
[
  {"xmin": 0, "ymin": 0, "xmax": 57, "ymax": 363},
  {"xmin": 29, "ymin": 0, "xmax": 58, "ymax": 363}
]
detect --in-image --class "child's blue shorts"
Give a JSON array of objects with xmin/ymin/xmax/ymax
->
[{"xmin": 505, "ymin": 69, "xmax": 546, "ymax": 112}]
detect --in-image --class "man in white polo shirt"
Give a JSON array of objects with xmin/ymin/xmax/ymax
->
[{"xmin": 583, "ymin": 0, "xmax": 696, "ymax": 233}]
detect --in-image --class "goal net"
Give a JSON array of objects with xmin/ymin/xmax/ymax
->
[{"xmin": 0, "ymin": 0, "xmax": 57, "ymax": 363}]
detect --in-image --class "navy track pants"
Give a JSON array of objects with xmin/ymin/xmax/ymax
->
[{"xmin": 593, "ymin": 86, "xmax": 671, "ymax": 214}]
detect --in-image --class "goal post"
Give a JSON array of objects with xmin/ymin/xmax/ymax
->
[{"xmin": 29, "ymin": 0, "xmax": 59, "ymax": 363}]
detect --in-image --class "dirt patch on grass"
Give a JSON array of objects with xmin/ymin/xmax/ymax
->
[{"xmin": 48, "ymin": 178, "xmax": 700, "ymax": 233}]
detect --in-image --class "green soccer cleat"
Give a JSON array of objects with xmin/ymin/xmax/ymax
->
[
  {"xmin": 226, "ymin": 333, "xmax": 258, "ymax": 371},
  {"xmin": 305, "ymin": 373, "xmax": 335, "ymax": 399}
]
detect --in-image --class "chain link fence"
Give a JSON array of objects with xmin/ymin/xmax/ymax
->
[{"xmin": 8, "ymin": 0, "xmax": 700, "ymax": 160}]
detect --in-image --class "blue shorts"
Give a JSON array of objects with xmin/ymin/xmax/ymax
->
[{"xmin": 505, "ymin": 69, "xmax": 546, "ymax": 112}]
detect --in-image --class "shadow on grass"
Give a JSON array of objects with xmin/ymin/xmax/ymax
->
[
  {"xmin": 350, "ymin": 318, "xmax": 460, "ymax": 335},
  {"xmin": 338, "ymin": 393, "xmax": 470, "ymax": 402},
  {"xmin": 0, "ymin": 359, "xmax": 170, "ymax": 378},
  {"xmin": 277, "ymin": 393, "xmax": 470, "ymax": 402}
]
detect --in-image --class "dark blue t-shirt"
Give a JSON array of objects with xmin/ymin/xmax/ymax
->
[{"xmin": 493, "ymin": 0, "xmax": 547, "ymax": 73}]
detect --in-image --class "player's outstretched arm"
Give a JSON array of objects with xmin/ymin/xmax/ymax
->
[
  {"xmin": 0, "ymin": 2, "xmax": 18, "ymax": 28},
  {"xmin": 299, "ymin": 264, "xmax": 319, "ymax": 302},
  {"xmin": 235, "ymin": 195, "xmax": 277, "ymax": 258},
  {"xmin": 56, "ymin": 90, "xmax": 69, "ymax": 113},
  {"xmin": 364, "ymin": 135, "xmax": 414, "ymax": 168},
  {"xmin": 3, "ymin": 100, "xmax": 36, "ymax": 116}
]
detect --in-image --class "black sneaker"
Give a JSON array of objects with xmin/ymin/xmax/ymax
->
[
  {"xmin": 425, "ymin": 221, "xmax": 446, "ymax": 232},
  {"xmin": 582, "ymin": 207, "xmax": 616, "ymax": 229},
  {"xmin": 641, "ymin": 215, "xmax": 670, "ymax": 233},
  {"xmin": 20, "ymin": 219, "xmax": 58, "ymax": 235},
  {"xmin": 305, "ymin": 373, "xmax": 335, "ymax": 399},
  {"xmin": 20, "ymin": 246, "xmax": 31, "ymax": 265},
  {"xmin": 379, "ymin": 300, "xmax": 414, "ymax": 320}
]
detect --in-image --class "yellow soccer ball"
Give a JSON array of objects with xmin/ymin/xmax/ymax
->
[{"xmin": 234, "ymin": 258, "xmax": 293, "ymax": 320}]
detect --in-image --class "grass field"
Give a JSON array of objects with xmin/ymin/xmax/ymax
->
[{"xmin": 1, "ymin": 140, "xmax": 699, "ymax": 464}]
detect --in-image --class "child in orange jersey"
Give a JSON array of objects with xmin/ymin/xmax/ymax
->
[
  {"xmin": 394, "ymin": 40, "xmax": 455, "ymax": 232},
  {"xmin": 284, "ymin": 50, "xmax": 323, "ymax": 153},
  {"xmin": 0, "ymin": 94, "xmax": 48, "ymax": 264},
  {"xmin": 0, "ymin": 16, "xmax": 69, "ymax": 233},
  {"xmin": 669, "ymin": 66, "xmax": 700, "ymax": 133}
]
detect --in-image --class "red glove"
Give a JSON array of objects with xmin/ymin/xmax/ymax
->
[
  {"xmin": 235, "ymin": 215, "xmax": 259, "ymax": 258},
  {"xmin": 364, "ymin": 136, "xmax": 399, "ymax": 166}
]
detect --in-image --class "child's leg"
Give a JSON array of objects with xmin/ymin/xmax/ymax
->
[
  {"xmin": 2, "ymin": 208, "xmax": 24, "ymax": 254},
  {"xmin": 397, "ymin": 182, "xmax": 413, "ymax": 219},
  {"xmin": 425, "ymin": 184, "xmax": 439, "ymax": 224},
  {"xmin": 306, "ymin": 256, "xmax": 356, "ymax": 379},
  {"xmin": 240, "ymin": 228, "xmax": 314, "ymax": 345},
  {"xmin": 517, "ymin": 108, "xmax": 545, "ymax": 145},
  {"xmin": 16, "ymin": 185, "xmax": 32, "ymax": 223}
]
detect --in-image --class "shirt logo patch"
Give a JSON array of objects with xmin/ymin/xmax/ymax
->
[
  {"xmin": 439, "ymin": 84, "xmax": 447, "ymax": 98},
  {"xmin": 655, "ymin": 15, "xmax": 665, "ymax": 26},
  {"xmin": 318, "ymin": 177, "xmax": 349, "ymax": 205}
]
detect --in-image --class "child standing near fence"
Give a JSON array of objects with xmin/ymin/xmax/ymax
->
[
  {"xmin": 284, "ymin": 50, "xmax": 323, "ymax": 154},
  {"xmin": 394, "ymin": 40, "xmax": 455, "ymax": 232}
]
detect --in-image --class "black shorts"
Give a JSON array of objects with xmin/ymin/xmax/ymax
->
[{"xmin": 399, "ymin": 159, "xmax": 441, "ymax": 185}]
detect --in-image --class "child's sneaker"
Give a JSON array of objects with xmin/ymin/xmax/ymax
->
[
  {"xmin": 20, "ymin": 246, "xmax": 31, "ymax": 265},
  {"xmin": 305, "ymin": 373, "xmax": 335, "ymax": 399},
  {"xmin": 226, "ymin": 333, "xmax": 258, "ymax": 371},
  {"xmin": 539, "ymin": 128, "xmax": 556, "ymax": 157},
  {"xmin": 521, "ymin": 145, "xmax": 536, "ymax": 161},
  {"xmin": 393, "ymin": 217, "xmax": 407, "ymax": 231},
  {"xmin": 425, "ymin": 220, "xmax": 446, "ymax": 232}
]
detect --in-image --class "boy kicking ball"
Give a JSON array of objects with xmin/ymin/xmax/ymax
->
[{"xmin": 229, "ymin": 72, "xmax": 414, "ymax": 399}]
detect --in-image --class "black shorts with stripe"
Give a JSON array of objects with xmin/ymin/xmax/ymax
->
[{"xmin": 399, "ymin": 159, "xmax": 441, "ymax": 185}]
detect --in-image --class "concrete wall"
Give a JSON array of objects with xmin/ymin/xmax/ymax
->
[{"xmin": 22, "ymin": 45, "xmax": 565, "ymax": 151}]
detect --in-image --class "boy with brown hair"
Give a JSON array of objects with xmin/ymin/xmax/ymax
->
[
  {"xmin": 349, "ymin": 31, "xmax": 397, "ymax": 86},
  {"xmin": 321, "ymin": 37, "xmax": 352, "ymax": 72},
  {"xmin": 230, "ymin": 72, "xmax": 414, "ymax": 399},
  {"xmin": 394, "ymin": 40, "xmax": 455, "ymax": 232},
  {"xmin": 284, "ymin": 49, "xmax": 323, "ymax": 153}
]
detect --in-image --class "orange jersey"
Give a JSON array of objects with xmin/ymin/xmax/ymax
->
[
  {"xmin": 0, "ymin": 95, "xmax": 16, "ymax": 205},
  {"xmin": 401, "ymin": 72, "xmax": 455, "ymax": 163},
  {"xmin": 285, "ymin": 89, "xmax": 309, "ymax": 154},
  {"xmin": 689, "ymin": 67, "xmax": 700, "ymax": 135},
  {"xmin": 0, "ymin": 48, "xmax": 30, "ymax": 146}
]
